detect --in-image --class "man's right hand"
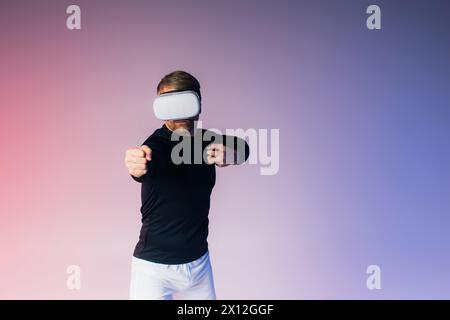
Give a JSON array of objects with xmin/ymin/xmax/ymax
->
[{"xmin": 125, "ymin": 145, "xmax": 152, "ymax": 178}]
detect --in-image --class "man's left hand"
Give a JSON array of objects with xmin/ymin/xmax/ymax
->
[{"xmin": 206, "ymin": 143, "xmax": 234, "ymax": 167}]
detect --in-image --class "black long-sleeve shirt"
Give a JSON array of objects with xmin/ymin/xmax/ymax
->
[{"xmin": 132, "ymin": 124, "xmax": 249, "ymax": 264}]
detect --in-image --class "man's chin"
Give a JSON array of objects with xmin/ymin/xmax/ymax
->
[{"xmin": 174, "ymin": 120, "xmax": 194, "ymax": 130}]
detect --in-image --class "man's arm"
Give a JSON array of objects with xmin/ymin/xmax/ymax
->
[{"xmin": 206, "ymin": 135, "xmax": 250, "ymax": 167}]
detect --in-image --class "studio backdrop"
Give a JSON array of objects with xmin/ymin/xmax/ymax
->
[{"xmin": 0, "ymin": 0, "xmax": 449, "ymax": 299}]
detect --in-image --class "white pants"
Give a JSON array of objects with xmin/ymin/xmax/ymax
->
[{"xmin": 129, "ymin": 251, "xmax": 216, "ymax": 300}]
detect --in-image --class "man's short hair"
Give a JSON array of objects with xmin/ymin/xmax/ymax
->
[{"xmin": 157, "ymin": 70, "xmax": 202, "ymax": 101}]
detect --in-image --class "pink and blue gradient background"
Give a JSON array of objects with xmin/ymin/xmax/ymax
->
[{"xmin": 1, "ymin": 0, "xmax": 449, "ymax": 299}]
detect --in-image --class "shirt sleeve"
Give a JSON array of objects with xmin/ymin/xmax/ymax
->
[
  {"xmin": 224, "ymin": 134, "xmax": 250, "ymax": 164},
  {"xmin": 206, "ymin": 130, "xmax": 250, "ymax": 165}
]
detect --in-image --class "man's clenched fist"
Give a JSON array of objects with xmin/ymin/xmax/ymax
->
[
  {"xmin": 206, "ymin": 143, "xmax": 234, "ymax": 167},
  {"xmin": 125, "ymin": 145, "xmax": 152, "ymax": 178}
]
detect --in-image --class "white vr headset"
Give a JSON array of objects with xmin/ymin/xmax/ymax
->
[{"xmin": 153, "ymin": 90, "xmax": 201, "ymax": 120}]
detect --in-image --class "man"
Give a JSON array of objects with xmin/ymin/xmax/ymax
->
[{"xmin": 125, "ymin": 71, "xmax": 249, "ymax": 300}]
